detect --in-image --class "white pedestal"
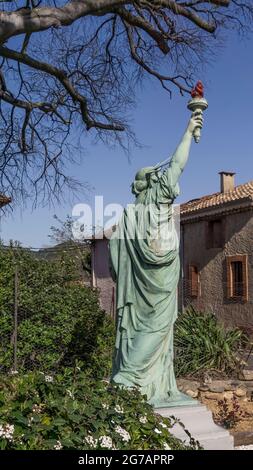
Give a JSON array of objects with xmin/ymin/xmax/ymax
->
[{"xmin": 156, "ymin": 404, "xmax": 234, "ymax": 450}]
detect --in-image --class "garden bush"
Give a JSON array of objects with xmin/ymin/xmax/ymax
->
[
  {"xmin": 215, "ymin": 396, "xmax": 247, "ymax": 430},
  {"xmin": 174, "ymin": 305, "xmax": 245, "ymax": 377},
  {"xmin": 0, "ymin": 245, "xmax": 114, "ymax": 377},
  {"xmin": 0, "ymin": 366, "xmax": 200, "ymax": 450}
]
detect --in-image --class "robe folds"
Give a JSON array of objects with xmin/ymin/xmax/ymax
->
[{"xmin": 109, "ymin": 159, "xmax": 182, "ymax": 405}]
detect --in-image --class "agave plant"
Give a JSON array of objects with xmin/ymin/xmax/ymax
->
[{"xmin": 174, "ymin": 305, "xmax": 245, "ymax": 377}]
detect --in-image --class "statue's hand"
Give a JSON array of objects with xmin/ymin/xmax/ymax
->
[{"xmin": 187, "ymin": 110, "xmax": 203, "ymax": 135}]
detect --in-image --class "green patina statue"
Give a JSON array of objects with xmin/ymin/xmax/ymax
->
[{"xmin": 109, "ymin": 112, "xmax": 203, "ymax": 407}]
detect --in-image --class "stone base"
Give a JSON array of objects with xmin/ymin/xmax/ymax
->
[
  {"xmin": 156, "ymin": 404, "xmax": 234, "ymax": 450},
  {"xmin": 151, "ymin": 391, "xmax": 199, "ymax": 408}
]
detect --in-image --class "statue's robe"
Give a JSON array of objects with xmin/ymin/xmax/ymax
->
[{"xmin": 109, "ymin": 158, "xmax": 182, "ymax": 405}]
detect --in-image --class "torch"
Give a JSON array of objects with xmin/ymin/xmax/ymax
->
[{"xmin": 187, "ymin": 81, "xmax": 208, "ymax": 144}]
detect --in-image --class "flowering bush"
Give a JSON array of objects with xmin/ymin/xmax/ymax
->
[{"xmin": 0, "ymin": 365, "xmax": 201, "ymax": 450}]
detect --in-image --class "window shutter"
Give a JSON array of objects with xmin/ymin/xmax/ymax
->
[
  {"xmin": 226, "ymin": 258, "xmax": 233, "ymax": 299},
  {"xmin": 189, "ymin": 265, "xmax": 199, "ymax": 298}
]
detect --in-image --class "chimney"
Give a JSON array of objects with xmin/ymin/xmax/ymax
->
[{"xmin": 219, "ymin": 171, "xmax": 235, "ymax": 193}]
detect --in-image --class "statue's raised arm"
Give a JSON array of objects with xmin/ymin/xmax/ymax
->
[
  {"xmin": 169, "ymin": 110, "xmax": 203, "ymax": 178},
  {"xmin": 154, "ymin": 111, "xmax": 203, "ymax": 202},
  {"xmin": 131, "ymin": 111, "xmax": 203, "ymax": 206}
]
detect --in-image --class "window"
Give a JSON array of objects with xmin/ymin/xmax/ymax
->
[
  {"xmin": 189, "ymin": 265, "xmax": 199, "ymax": 298},
  {"xmin": 206, "ymin": 219, "xmax": 224, "ymax": 249},
  {"xmin": 226, "ymin": 255, "xmax": 248, "ymax": 302},
  {"xmin": 231, "ymin": 261, "xmax": 243, "ymax": 297}
]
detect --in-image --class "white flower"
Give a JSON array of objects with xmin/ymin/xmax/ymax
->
[
  {"xmin": 66, "ymin": 389, "xmax": 74, "ymax": 399},
  {"xmin": 84, "ymin": 435, "xmax": 98, "ymax": 447},
  {"xmin": 54, "ymin": 440, "xmax": 63, "ymax": 450},
  {"xmin": 32, "ymin": 404, "xmax": 43, "ymax": 414},
  {"xmin": 164, "ymin": 443, "xmax": 171, "ymax": 450},
  {"xmin": 0, "ymin": 424, "xmax": 15, "ymax": 441},
  {"xmin": 45, "ymin": 375, "xmax": 53, "ymax": 383},
  {"xmin": 154, "ymin": 428, "xmax": 162, "ymax": 434},
  {"xmin": 115, "ymin": 405, "xmax": 124, "ymax": 413},
  {"xmin": 102, "ymin": 403, "xmax": 109, "ymax": 410},
  {"xmin": 28, "ymin": 416, "xmax": 34, "ymax": 427},
  {"xmin": 115, "ymin": 426, "xmax": 130, "ymax": 442},
  {"xmin": 159, "ymin": 421, "xmax": 167, "ymax": 429},
  {"xmin": 139, "ymin": 416, "xmax": 147, "ymax": 424},
  {"xmin": 99, "ymin": 435, "xmax": 113, "ymax": 449}
]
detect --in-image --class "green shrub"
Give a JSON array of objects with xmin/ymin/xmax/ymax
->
[
  {"xmin": 174, "ymin": 305, "xmax": 244, "ymax": 377},
  {"xmin": 0, "ymin": 246, "xmax": 114, "ymax": 377},
  {"xmin": 0, "ymin": 366, "xmax": 200, "ymax": 450}
]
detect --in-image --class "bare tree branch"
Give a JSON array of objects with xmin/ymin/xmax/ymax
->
[{"xmin": 0, "ymin": 0, "xmax": 252, "ymax": 205}]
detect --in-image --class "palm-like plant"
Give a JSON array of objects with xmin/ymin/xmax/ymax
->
[{"xmin": 174, "ymin": 306, "xmax": 245, "ymax": 377}]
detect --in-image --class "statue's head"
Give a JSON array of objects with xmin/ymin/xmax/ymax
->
[
  {"xmin": 131, "ymin": 167, "xmax": 160, "ymax": 196},
  {"xmin": 131, "ymin": 164, "xmax": 180, "ymax": 202}
]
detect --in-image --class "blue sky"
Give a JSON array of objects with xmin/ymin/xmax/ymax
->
[{"xmin": 0, "ymin": 31, "xmax": 252, "ymax": 248}]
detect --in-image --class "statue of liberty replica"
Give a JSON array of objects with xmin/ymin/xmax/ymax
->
[{"xmin": 109, "ymin": 85, "xmax": 206, "ymax": 407}]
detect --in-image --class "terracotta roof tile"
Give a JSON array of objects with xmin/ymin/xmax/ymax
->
[{"xmin": 180, "ymin": 180, "xmax": 253, "ymax": 215}]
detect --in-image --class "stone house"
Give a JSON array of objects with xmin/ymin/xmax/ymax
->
[
  {"xmin": 180, "ymin": 172, "xmax": 253, "ymax": 333},
  {"xmin": 90, "ymin": 172, "xmax": 253, "ymax": 332}
]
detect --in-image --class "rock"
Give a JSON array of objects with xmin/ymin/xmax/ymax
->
[
  {"xmin": 223, "ymin": 391, "xmax": 234, "ymax": 400},
  {"xmin": 246, "ymin": 388, "xmax": 253, "ymax": 400},
  {"xmin": 239, "ymin": 370, "xmax": 253, "ymax": 381},
  {"xmin": 208, "ymin": 380, "xmax": 233, "ymax": 393},
  {"xmin": 204, "ymin": 392, "xmax": 221, "ymax": 400},
  {"xmin": 235, "ymin": 388, "xmax": 247, "ymax": 398},
  {"xmin": 176, "ymin": 378, "xmax": 187, "ymax": 389},
  {"xmin": 238, "ymin": 381, "xmax": 253, "ymax": 388},
  {"xmin": 198, "ymin": 385, "xmax": 210, "ymax": 392},
  {"xmin": 185, "ymin": 389, "xmax": 198, "ymax": 399},
  {"xmin": 177, "ymin": 379, "xmax": 200, "ymax": 393},
  {"xmin": 224, "ymin": 385, "xmax": 237, "ymax": 392},
  {"xmin": 231, "ymin": 380, "xmax": 241, "ymax": 387},
  {"xmin": 209, "ymin": 385, "xmax": 225, "ymax": 393},
  {"xmin": 224, "ymin": 384, "xmax": 236, "ymax": 391}
]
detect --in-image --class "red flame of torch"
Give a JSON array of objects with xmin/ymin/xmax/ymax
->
[{"xmin": 191, "ymin": 81, "xmax": 204, "ymax": 99}]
